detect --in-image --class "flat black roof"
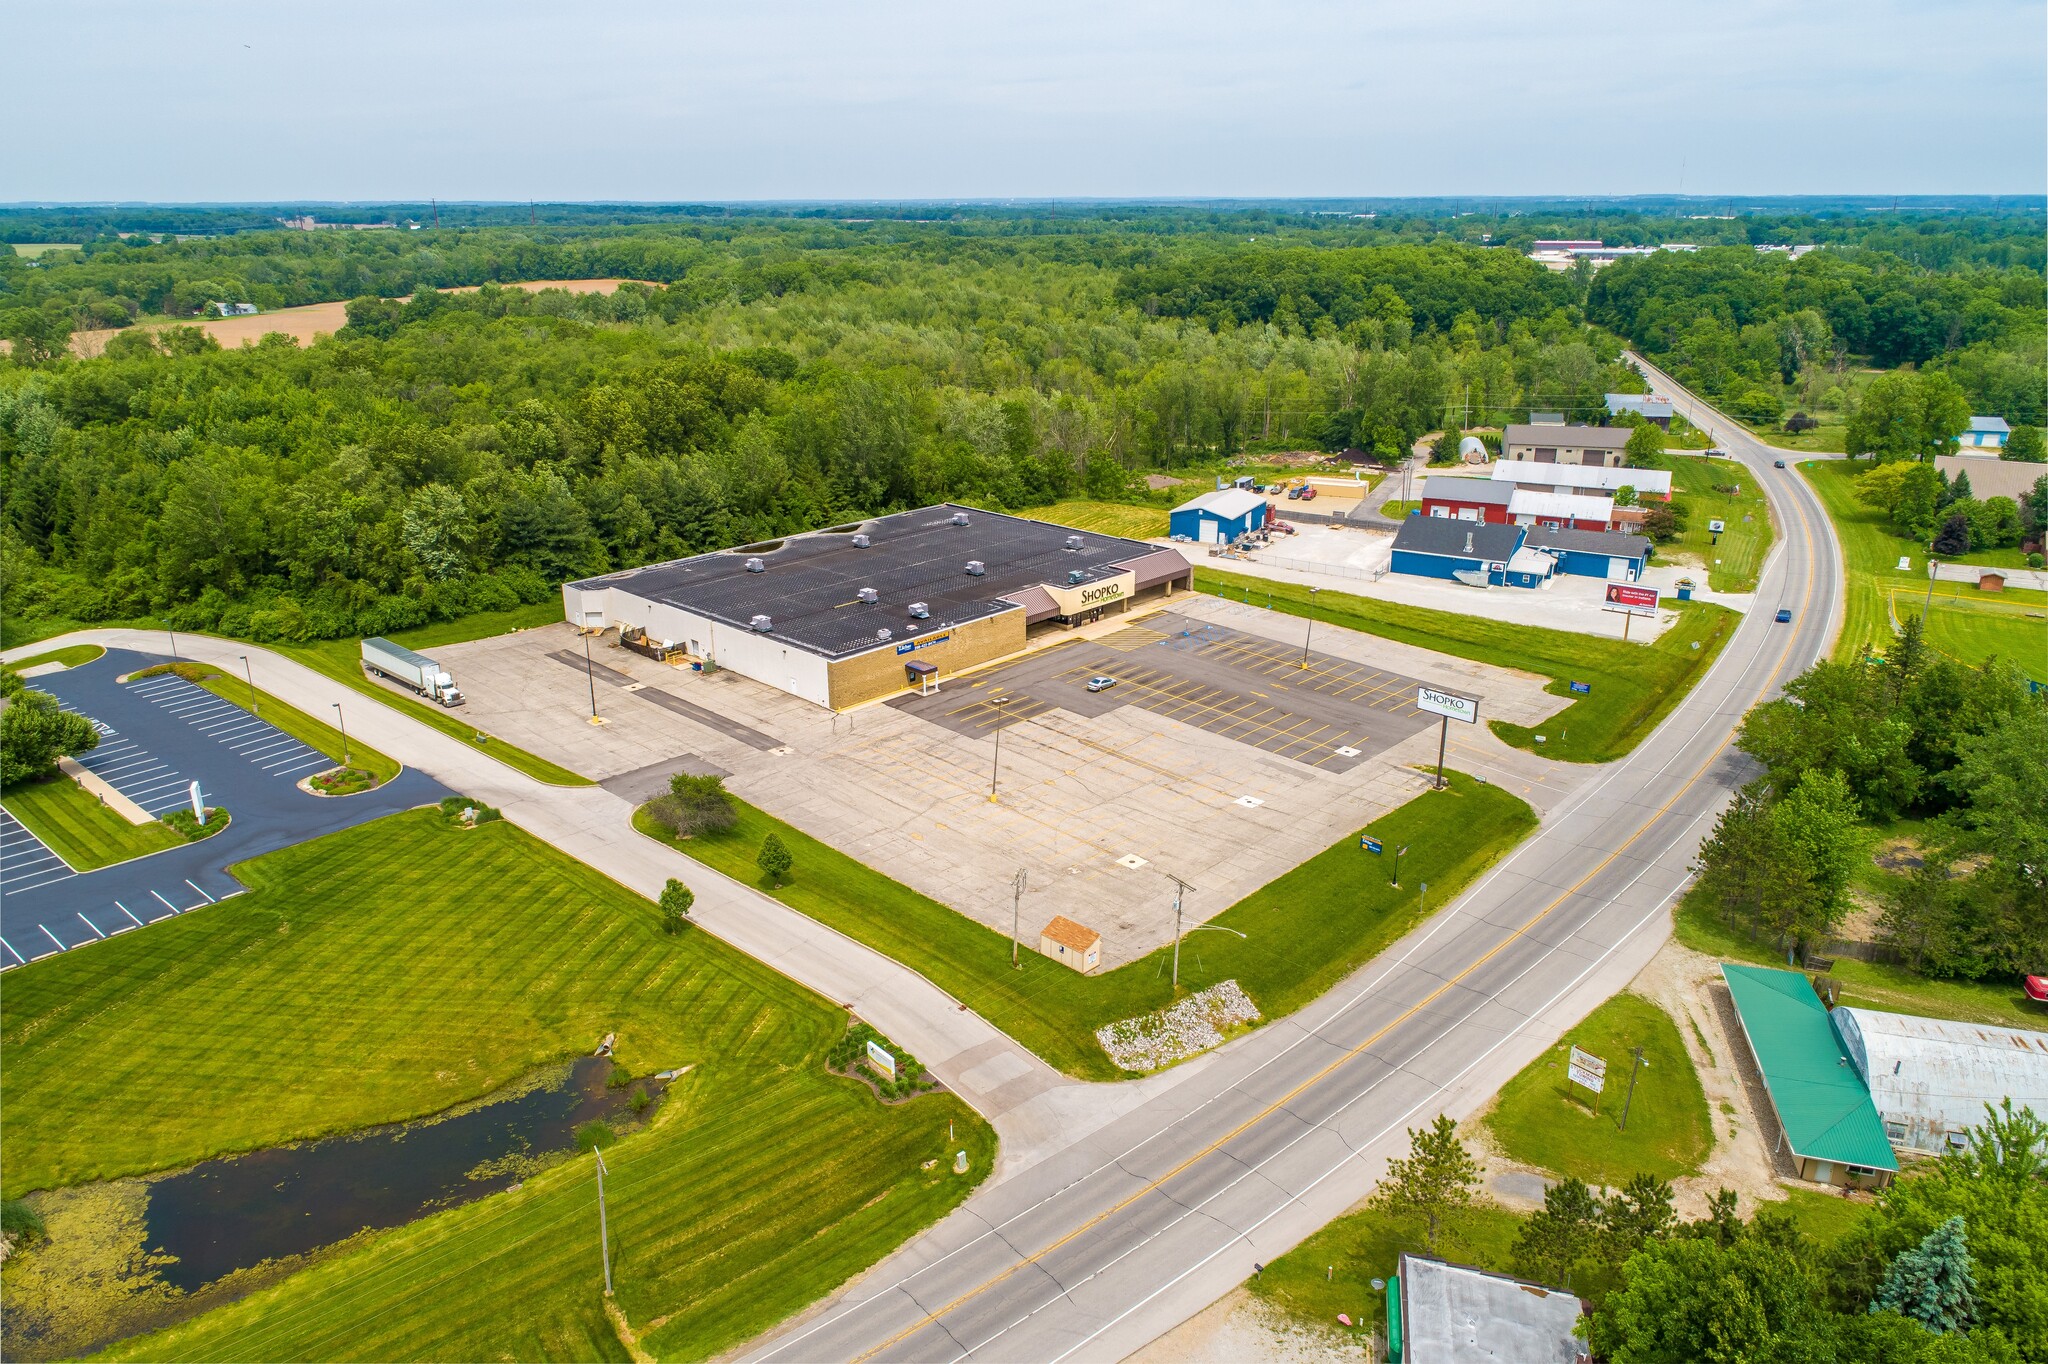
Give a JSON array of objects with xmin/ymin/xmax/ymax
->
[
  {"xmin": 573, "ymin": 505, "xmax": 1158, "ymax": 660},
  {"xmin": 1392, "ymin": 517, "xmax": 1524, "ymax": 561}
]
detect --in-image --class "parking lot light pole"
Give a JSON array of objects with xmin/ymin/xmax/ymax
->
[
  {"xmin": 332, "ymin": 702, "xmax": 350, "ymax": 766},
  {"xmin": 594, "ymin": 1148, "xmax": 613, "ymax": 1296},
  {"xmin": 1391, "ymin": 844, "xmax": 1408, "ymax": 887},
  {"xmin": 582, "ymin": 630, "xmax": 599, "ymax": 720},
  {"xmin": 1299, "ymin": 587, "xmax": 1321, "ymax": 668},
  {"xmin": 1922, "ymin": 559, "xmax": 1939, "ymax": 622},
  {"xmin": 239, "ymin": 655, "xmax": 259, "ymax": 716},
  {"xmin": 1618, "ymin": 1045, "xmax": 1649, "ymax": 1132},
  {"xmin": 1010, "ymin": 868, "xmax": 1027, "ymax": 968}
]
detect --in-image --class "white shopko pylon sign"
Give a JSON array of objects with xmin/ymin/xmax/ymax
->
[{"xmin": 189, "ymin": 781, "xmax": 204, "ymax": 821}]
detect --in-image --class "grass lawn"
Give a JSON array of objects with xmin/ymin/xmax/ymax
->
[
  {"xmin": 277, "ymin": 603, "xmax": 592, "ymax": 787},
  {"xmin": 1379, "ymin": 500, "xmax": 1418, "ymax": 520},
  {"xmin": 1249, "ymin": 1200, "xmax": 1525, "ymax": 1344},
  {"xmin": 1662, "ymin": 454, "xmax": 1774, "ymax": 593},
  {"xmin": 133, "ymin": 662, "xmax": 401, "ymax": 786},
  {"xmin": 1773, "ymin": 1186, "xmax": 1871, "ymax": 1245},
  {"xmin": 1801, "ymin": 458, "xmax": 2046, "ymax": 678},
  {"xmin": 654, "ymin": 773, "xmax": 1536, "ymax": 1081},
  {"xmin": 0, "ymin": 775, "xmax": 182, "ymax": 871},
  {"xmin": 1485, "ymin": 992, "xmax": 1712, "ymax": 1187},
  {"xmin": 1674, "ymin": 886, "xmax": 2047, "ymax": 1030},
  {"xmin": 1196, "ymin": 569, "xmax": 1737, "ymax": 764},
  {"xmin": 9, "ymin": 643, "xmax": 105, "ymax": 670},
  {"xmin": 1, "ymin": 810, "xmax": 989, "ymax": 1363},
  {"xmin": 1027, "ymin": 500, "xmax": 1171, "ymax": 539}
]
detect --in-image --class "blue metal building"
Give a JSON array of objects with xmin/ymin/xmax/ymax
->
[
  {"xmin": 1524, "ymin": 526, "xmax": 1652, "ymax": 581},
  {"xmin": 1169, "ymin": 489, "xmax": 1270, "ymax": 545},
  {"xmin": 1389, "ymin": 519, "xmax": 1553, "ymax": 587}
]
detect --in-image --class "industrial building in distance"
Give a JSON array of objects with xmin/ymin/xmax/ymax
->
[{"xmin": 562, "ymin": 505, "xmax": 1192, "ymax": 709}]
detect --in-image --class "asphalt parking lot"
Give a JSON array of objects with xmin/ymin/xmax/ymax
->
[
  {"xmin": 891, "ymin": 610, "xmax": 1438, "ymax": 773},
  {"xmin": 1, "ymin": 649, "xmax": 446, "ymax": 968}
]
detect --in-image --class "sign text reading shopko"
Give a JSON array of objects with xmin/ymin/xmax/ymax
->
[
  {"xmin": 1415, "ymin": 685, "xmax": 1479, "ymax": 724},
  {"xmin": 1078, "ymin": 582, "xmax": 1125, "ymax": 606}
]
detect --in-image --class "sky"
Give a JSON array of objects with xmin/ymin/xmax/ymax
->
[{"xmin": 8, "ymin": 0, "xmax": 2044, "ymax": 200}]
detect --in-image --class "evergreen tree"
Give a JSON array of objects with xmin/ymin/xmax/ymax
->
[
  {"xmin": 1872, "ymin": 1216, "xmax": 1978, "ymax": 1335},
  {"xmin": 1601, "ymin": 1172, "xmax": 1678, "ymax": 1266},
  {"xmin": 1513, "ymin": 1175, "xmax": 1601, "ymax": 1286},
  {"xmin": 1369, "ymin": 1115, "xmax": 1482, "ymax": 1253}
]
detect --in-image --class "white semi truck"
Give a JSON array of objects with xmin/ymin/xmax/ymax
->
[{"xmin": 361, "ymin": 638, "xmax": 465, "ymax": 707}]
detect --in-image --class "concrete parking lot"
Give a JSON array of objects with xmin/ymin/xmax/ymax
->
[
  {"xmin": 436, "ymin": 598, "xmax": 1567, "ymax": 968},
  {"xmin": 1, "ymin": 650, "xmax": 446, "ymax": 966}
]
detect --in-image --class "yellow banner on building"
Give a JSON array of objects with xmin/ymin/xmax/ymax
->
[{"xmin": 1044, "ymin": 571, "xmax": 1134, "ymax": 617}]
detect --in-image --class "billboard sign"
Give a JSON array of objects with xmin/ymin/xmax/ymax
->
[
  {"xmin": 1569, "ymin": 680, "xmax": 1591, "ymax": 695},
  {"xmin": 1604, "ymin": 583, "xmax": 1660, "ymax": 613},
  {"xmin": 1415, "ymin": 686, "xmax": 1479, "ymax": 725},
  {"xmin": 1361, "ymin": 835, "xmax": 1383, "ymax": 854},
  {"xmin": 866, "ymin": 1039, "xmax": 897, "ymax": 1079},
  {"xmin": 1567, "ymin": 1045, "xmax": 1608, "ymax": 1094}
]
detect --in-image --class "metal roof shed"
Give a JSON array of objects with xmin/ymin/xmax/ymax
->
[
  {"xmin": 1721, "ymin": 965, "xmax": 1898, "ymax": 1186},
  {"xmin": 1832, "ymin": 1007, "xmax": 2048, "ymax": 1155}
]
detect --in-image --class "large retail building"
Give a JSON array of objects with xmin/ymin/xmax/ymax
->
[{"xmin": 563, "ymin": 505, "xmax": 1192, "ymax": 709}]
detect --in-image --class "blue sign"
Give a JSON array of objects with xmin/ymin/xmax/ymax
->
[
  {"xmin": 1569, "ymin": 680, "xmax": 1591, "ymax": 695},
  {"xmin": 1361, "ymin": 835, "xmax": 1383, "ymax": 854}
]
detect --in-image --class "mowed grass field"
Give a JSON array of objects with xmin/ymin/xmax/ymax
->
[
  {"xmin": 1802, "ymin": 458, "xmax": 2046, "ymax": 676},
  {"xmin": 1484, "ymin": 991, "xmax": 1712, "ymax": 1186},
  {"xmin": 654, "ymin": 773, "xmax": 1536, "ymax": 1081},
  {"xmin": 1664, "ymin": 454, "xmax": 1773, "ymax": 593},
  {"xmin": 278, "ymin": 602, "xmax": 593, "ymax": 787},
  {"xmin": 1029, "ymin": 500, "xmax": 1172, "ymax": 539},
  {"xmin": 10, "ymin": 643, "xmax": 106, "ymax": 670},
  {"xmin": 0, "ymin": 773, "xmax": 183, "ymax": 870},
  {"xmin": 1196, "ymin": 569, "xmax": 1737, "ymax": 764},
  {"xmin": 2, "ymin": 811, "xmax": 989, "ymax": 1362}
]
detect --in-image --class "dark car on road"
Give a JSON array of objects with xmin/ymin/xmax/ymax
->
[
  {"xmin": 1775, "ymin": 608, "xmax": 1793, "ymax": 623},
  {"xmin": 1773, "ymin": 459, "xmax": 1787, "ymax": 469}
]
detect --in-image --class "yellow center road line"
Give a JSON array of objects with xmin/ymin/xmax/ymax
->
[{"xmin": 848, "ymin": 452, "xmax": 1823, "ymax": 1364}]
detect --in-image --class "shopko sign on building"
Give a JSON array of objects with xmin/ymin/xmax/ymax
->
[{"xmin": 1045, "ymin": 571, "xmax": 1134, "ymax": 617}]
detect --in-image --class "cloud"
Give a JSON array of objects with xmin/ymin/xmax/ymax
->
[{"xmin": 6, "ymin": 0, "xmax": 2042, "ymax": 198}]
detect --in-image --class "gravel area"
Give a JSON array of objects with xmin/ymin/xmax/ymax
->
[{"xmin": 1098, "ymin": 980, "xmax": 1262, "ymax": 1073}]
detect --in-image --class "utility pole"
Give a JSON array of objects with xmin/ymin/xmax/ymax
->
[
  {"xmin": 333, "ymin": 703, "xmax": 350, "ymax": 766},
  {"xmin": 1167, "ymin": 873, "xmax": 1196, "ymax": 990},
  {"xmin": 1922, "ymin": 559, "xmax": 1938, "ymax": 622},
  {"xmin": 1010, "ymin": 869, "xmax": 1027, "ymax": 968},
  {"xmin": 594, "ymin": 1148, "xmax": 613, "ymax": 1296},
  {"xmin": 583, "ymin": 629, "xmax": 599, "ymax": 721},
  {"xmin": 987, "ymin": 696, "xmax": 1010, "ymax": 801},
  {"xmin": 1618, "ymin": 1045, "xmax": 1649, "ymax": 1132},
  {"xmin": 239, "ymin": 655, "xmax": 259, "ymax": 716},
  {"xmin": 1299, "ymin": 587, "xmax": 1321, "ymax": 668},
  {"xmin": 167, "ymin": 628, "xmax": 179, "ymax": 660}
]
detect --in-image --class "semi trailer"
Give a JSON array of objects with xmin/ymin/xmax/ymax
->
[{"xmin": 361, "ymin": 638, "xmax": 465, "ymax": 707}]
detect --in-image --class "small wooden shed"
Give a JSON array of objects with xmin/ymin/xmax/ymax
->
[
  {"xmin": 1978, "ymin": 570, "xmax": 2006, "ymax": 592},
  {"xmin": 1039, "ymin": 915, "xmax": 1102, "ymax": 973}
]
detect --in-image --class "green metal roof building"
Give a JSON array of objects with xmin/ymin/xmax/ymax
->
[{"xmin": 1720, "ymin": 964, "xmax": 1898, "ymax": 1187}]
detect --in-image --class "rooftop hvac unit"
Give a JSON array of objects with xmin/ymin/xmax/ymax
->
[
  {"xmin": 851, "ymin": 533, "xmax": 871, "ymax": 548},
  {"xmin": 1463, "ymin": 531, "xmax": 1474, "ymax": 555},
  {"xmin": 1067, "ymin": 569, "xmax": 1085, "ymax": 585},
  {"xmin": 965, "ymin": 560, "xmax": 985, "ymax": 577},
  {"xmin": 1065, "ymin": 535, "xmax": 1084, "ymax": 551},
  {"xmin": 745, "ymin": 557, "xmax": 765, "ymax": 573},
  {"xmin": 951, "ymin": 511, "xmax": 970, "ymax": 526},
  {"xmin": 857, "ymin": 587, "xmax": 879, "ymax": 604},
  {"xmin": 908, "ymin": 601, "xmax": 930, "ymax": 619},
  {"xmin": 876, "ymin": 627, "xmax": 893, "ymax": 641},
  {"xmin": 749, "ymin": 614, "xmax": 773, "ymax": 632}
]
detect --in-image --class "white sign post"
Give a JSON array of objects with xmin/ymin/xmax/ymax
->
[
  {"xmin": 1568, "ymin": 1045, "xmax": 1608, "ymax": 1099},
  {"xmin": 866, "ymin": 1039, "xmax": 897, "ymax": 1080},
  {"xmin": 1415, "ymin": 686, "xmax": 1480, "ymax": 790}
]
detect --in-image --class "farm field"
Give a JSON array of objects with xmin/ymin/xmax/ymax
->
[
  {"xmin": 1195, "ymin": 569, "xmax": 1736, "ymax": 764},
  {"xmin": 1, "ymin": 810, "xmax": 988, "ymax": 1362},
  {"xmin": 1662, "ymin": 454, "xmax": 1773, "ymax": 593},
  {"xmin": 1801, "ymin": 458, "xmax": 2045, "ymax": 678},
  {"xmin": 653, "ymin": 772, "xmax": 1536, "ymax": 1081}
]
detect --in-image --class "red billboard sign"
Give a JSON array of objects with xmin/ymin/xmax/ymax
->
[{"xmin": 1605, "ymin": 583, "xmax": 1660, "ymax": 611}]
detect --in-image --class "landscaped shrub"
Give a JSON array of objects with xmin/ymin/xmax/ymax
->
[
  {"xmin": 574, "ymin": 1121, "xmax": 615, "ymax": 1151},
  {"xmin": 161, "ymin": 807, "xmax": 229, "ymax": 841},
  {"xmin": 646, "ymin": 772, "xmax": 736, "ymax": 839},
  {"xmin": 437, "ymin": 795, "xmax": 503, "ymax": 826},
  {"xmin": 828, "ymin": 1022, "xmax": 937, "ymax": 1101}
]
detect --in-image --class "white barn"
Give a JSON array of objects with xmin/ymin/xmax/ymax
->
[{"xmin": 1832, "ymin": 1007, "xmax": 2048, "ymax": 1156}]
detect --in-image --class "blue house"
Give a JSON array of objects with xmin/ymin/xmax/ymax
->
[
  {"xmin": 1961, "ymin": 416, "xmax": 2010, "ymax": 450},
  {"xmin": 1523, "ymin": 526, "xmax": 1652, "ymax": 581},
  {"xmin": 1170, "ymin": 489, "xmax": 1270, "ymax": 545},
  {"xmin": 1390, "ymin": 519, "xmax": 1555, "ymax": 588}
]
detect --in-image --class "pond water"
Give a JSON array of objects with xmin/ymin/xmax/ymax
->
[{"xmin": 143, "ymin": 1056, "xmax": 645, "ymax": 1292}]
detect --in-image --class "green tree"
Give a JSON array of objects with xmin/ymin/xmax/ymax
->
[
  {"xmin": 1931, "ymin": 511, "xmax": 1971, "ymax": 556},
  {"xmin": 1624, "ymin": 422, "xmax": 1666, "ymax": 464},
  {"xmin": 1368, "ymin": 1114, "xmax": 1482, "ymax": 1253},
  {"xmin": 757, "ymin": 832, "xmax": 793, "ymax": 887},
  {"xmin": 2002, "ymin": 426, "xmax": 2045, "ymax": 463},
  {"xmin": 1512, "ymin": 1175, "xmax": 1602, "ymax": 1287},
  {"xmin": 1696, "ymin": 778, "xmax": 1801, "ymax": 943},
  {"xmin": 658, "ymin": 877, "xmax": 695, "ymax": 934},
  {"xmin": 1, "ymin": 307, "xmax": 73, "ymax": 365},
  {"xmin": 1894, "ymin": 462, "xmax": 1945, "ymax": 537},
  {"xmin": 1601, "ymin": 1172, "xmax": 1679, "ymax": 1267},
  {"xmin": 652, "ymin": 771, "xmax": 737, "ymax": 839},
  {"xmin": 1873, "ymin": 1217, "xmax": 1979, "ymax": 1335},
  {"xmin": 1738, "ymin": 662, "xmax": 1921, "ymax": 819},
  {"xmin": 1769, "ymin": 769, "xmax": 1866, "ymax": 950},
  {"xmin": 0, "ymin": 691, "xmax": 100, "ymax": 786},
  {"xmin": 1849, "ymin": 372, "xmax": 1928, "ymax": 461}
]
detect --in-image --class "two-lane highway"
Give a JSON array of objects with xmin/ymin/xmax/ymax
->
[{"xmin": 745, "ymin": 373, "xmax": 1842, "ymax": 1362}]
